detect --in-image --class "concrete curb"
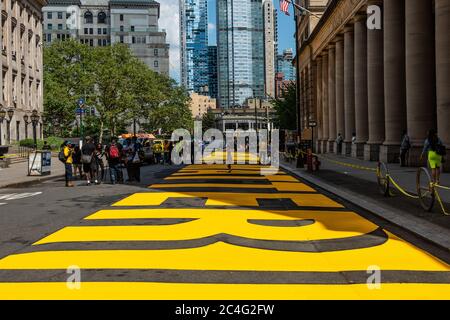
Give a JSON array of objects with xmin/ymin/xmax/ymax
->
[
  {"xmin": 281, "ymin": 163, "xmax": 450, "ymax": 253},
  {"xmin": 0, "ymin": 174, "xmax": 64, "ymax": 189}
]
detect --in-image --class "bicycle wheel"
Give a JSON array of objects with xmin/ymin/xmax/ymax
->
[
  {"xmin": 416, "ymin": 167, "xmax": 435, "ymax": 212},
  {"xmin": 377, "ymin": 162, "xmax": 390, "ymax": 196}
]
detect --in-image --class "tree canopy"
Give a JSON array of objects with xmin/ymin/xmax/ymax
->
[
  {"xmin": 270, "ymin": 82, "xmax": 297, "ymax": 130},
  {"xmin": 43, "ymin": 40, "xmax": 193, "ymax": 142}
]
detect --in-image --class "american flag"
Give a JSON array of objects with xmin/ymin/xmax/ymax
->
[{"xmin": 280, "ymin": 0, "xmax": 291, "ymax": 16}]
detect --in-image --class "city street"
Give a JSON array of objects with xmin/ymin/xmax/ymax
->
[{"xmin": 0, "ymin": 161, "xmax": 449, "ymax": 299}]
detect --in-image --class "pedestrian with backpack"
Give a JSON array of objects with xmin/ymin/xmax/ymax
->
[
  {"xmin": 105, "ymin": 138, "xmax": 123, "ymax": 185},
  {"xmin": 59, "ymin": 141, "xmax": 74, "ymax": 187},
  {"xmin": 420, "ymin": 129, "xmax": 446, "ymax": 184},
  {"xmin": 81, "ymin": 136, "xmax": 97, "ymax": 186}
]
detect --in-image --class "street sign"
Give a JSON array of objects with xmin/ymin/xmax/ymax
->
[
  {"xmin": 76, "ymin": 108, "xmax": 86, "ymax": 115},
  {"xmin": 309, "ymin": 121, "xmax": 317, "ymax": 128}
]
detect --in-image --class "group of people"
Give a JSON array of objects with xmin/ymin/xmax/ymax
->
[
  {"xmin": 60, "ymin": 136, "xmax": 143, "ymax": 187},
  {"xmin": 152, "ymin": 140, "xmax": 175, "ymax": 165}
]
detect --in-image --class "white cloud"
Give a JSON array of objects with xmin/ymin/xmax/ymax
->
[{"xmin": 159, "ymin": 0, "xmax": 180, "ymax": 83}]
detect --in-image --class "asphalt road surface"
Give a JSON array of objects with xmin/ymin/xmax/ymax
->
[{"xmin": 0, "ymin": 161, "xmax": 449, "ymax": 299}]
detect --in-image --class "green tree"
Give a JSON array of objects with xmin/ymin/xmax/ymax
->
[
  {"xmin": 44, "ymin": 40, "xmax": 192, "ymax": 141},
  {"xmin": 201, "ymin": 109, "xmax": 216, "ymax": 131},
  {"xmin": 271, "ymin": 82, "xmax": 297, "ymax": 130}
]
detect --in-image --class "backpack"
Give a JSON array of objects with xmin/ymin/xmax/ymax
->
[
  {"xmin": 58, "ymin": 148, "xmax": 68, "ymax": 163},
  {"xmin": 109, "ymin": 145, "xmax": 120, "ymax": 159},
  {"xmin": 437, "ymin": 144, "xmax": 447, "ymax": 157}
]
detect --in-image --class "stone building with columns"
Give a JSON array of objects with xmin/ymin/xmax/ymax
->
[
  {"xmin": 295, "ymin": 0, "xmax": 450, "ymax": 170},
  {"xmin": 1, "ymin": 0, "xmax": 46, "ymax": 145}
]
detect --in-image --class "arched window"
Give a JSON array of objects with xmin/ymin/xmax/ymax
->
[
  {"xmin": 97, "ymin": 11, "xmax": 106, "ymax": 24},
  {"xmin": 84, "ymin": 11, "xmax": 93, "ymax": 24}
]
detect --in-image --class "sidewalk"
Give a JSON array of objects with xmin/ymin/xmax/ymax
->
[
  {"xmin": 0, "ymin": 157, "xmax": 65, "ymax": 189},
  {"xmin": 281, "ymin": 154, "xmax": 450, "ymax": 252}
]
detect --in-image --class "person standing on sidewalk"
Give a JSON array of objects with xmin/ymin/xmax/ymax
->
[
  {"xmin": 72, "ymin": 145, "xmax": 83, "ymax": 180},
  {"xmin": 400, "ymin": 130, "xmax": 411, "ymax": 167},
  {"xmin": 336, "ymin": 133, "xmax": 344, "ymax": 154},
  {"xmin": 81, "ymin": 136, "xmax": 96, "ymax": 186},
  {"xmin": 163, "ymin": 140, "xmax": 170, "ymax": 165},
  {"xmin": 421, "ymin": 129, "xmax": 446, "ymax": 184},
  {"xmin": 63, "ymin": 141, "xmax": 74, "ymax": 187},
  {"xmin": 105, "ymin": 138, "xmax": 123, "ymax": 185}
]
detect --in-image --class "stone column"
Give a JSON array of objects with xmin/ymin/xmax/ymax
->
[
  {"xmin": 436, "ymin": 0, "xmax": 450, "ymax": 172},
  {"xmin": 321, "ymin": 51, "xmax": 329, "ymax": 153},
  {"xmin": 344, "ymin": 26, "xmax": 355, "ymax": 156},
  {"xmin": 364, "ymin": 0, "xmax": 385, "ymax": 161},
  {"xmin": 353, "ymin": 14, "xmax": 368, "ymax": 159},
  {"xmin": 335, "ymin": 36, "xmax": 345, "ymax": 154},
  {"xmin": 328, "ymin": 44, "xmax": 336, "ymax": 153},
  {"xmin": 405, "ymin": 0, "xmax": 436, "ymax": 167},
  {"xmin": 380, "ymin": 0, "xmax": 407, "ymax": 163},
  {"xmin": 316, "ymin": 56, "xmax": 323, "ymax": 153}
]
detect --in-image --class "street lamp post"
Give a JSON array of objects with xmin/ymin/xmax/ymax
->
[
  {"xmin": 23, "ymin": 114, "xmax": 29, "ymax": 139},
  {"xmin": 30, "ymin": 110, "xmax": 40, "ymax": 149},
  {"xmin": 0, "ymin": 108, "xmax": 5, "ymax": 145},
  {"xmin": 7, "ymin": 109, "xmax": 14, "ymax": 145}
]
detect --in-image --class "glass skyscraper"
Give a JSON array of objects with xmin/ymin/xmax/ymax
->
[
  {"xmin": 217, "ymin": 0, "xmax": 265, "ymax": 108},
  {"xmin": 277, "ymin": 48, "xmax": 296, "ymax": 81},
  {"xmin": 180, "ymin": 0, "xmax": 209, "ymax": 93},
  {"xmin": 207, "ymin": 46, "xmax": 218, "ymax": 99}
]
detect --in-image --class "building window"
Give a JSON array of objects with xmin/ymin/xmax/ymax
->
[
  {"xmin": 98, "ymin": 39, "xmax": 102, "ymax": 46},
  {"xmin": 66, "ymin": 12, "xmax": 71, "ymax": 19},
  {"xmin": 102, "ymin": 39, "xmax": 107, "ymax": 46},
  {"xmin": 89, "ymin": 28, "xmax": 93, "ymax": 35},
  {"xmin": 120, "ymin": 14, "xmax": 124, "ymax": 21},
  {"xmin": 103, "ymin": 28, "xmax": 107, "ymax": 35},
  {"xmin": 130, "ymin": 26, "xmax": 135, "ymax": 32},
  {"xmin": 47, "ymin": 12, "xmax": 52, "ymax": 19},
  {"xmin": 98, "ymin": 28, "xmax": 101, "ymax": 35},
  {"xmin": 57, "ymin": 33, "xmax": 61, "ymax": 40},
  {"xmin": 119, "ymin": 35, "xmax": 124, "ymax": 43},
  {"xmin": 57, "ymin": 12, "xmax": 63, "ymax": 19},
  {"xmin": 132, "ymin": 36, "xmax": 136, "ymax": 44},
  {"xmin": 120, "ymin": 25, "xmax": 124, "ymax": 32},
  {"xmin": 84, "ymin": 28, "xmax": 88, "ymax": 35},
  {"xmin": 154, "ymin": 49, "xmax": 158, "ymax": 56},
  {"xmin": 154, "ymin": 61, "xmax": 158, "ymax": 68},
  {"xmin": 47, "ymin": 34, "xmax": 51, "ymax": 42},
  {"xmin": 90, "ymin": 39, "xmax": 93, "ymax": 47},
  {"xmin": 58, "ymin": 24, "xmax": 63, "ymax": 30},
  {"xmin": 98, "ymin": 11, "xmax": 106, "ymax": 24},
  {"xmin": 47, "ymin": 24, "xmax": 52, "ymax": 30},
  {"xmin": 84, "ymin": 11, "xmax": 93, "ymax": 24}
]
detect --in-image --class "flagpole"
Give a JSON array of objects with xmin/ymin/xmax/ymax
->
[{"xmin": 289, "ymin": 0, "xmax": 322, "ymax": 19}]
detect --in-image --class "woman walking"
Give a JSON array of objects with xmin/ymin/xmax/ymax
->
[{"xmin": 421, "ymin": 129, "xmax": 446, "ymax": 184}]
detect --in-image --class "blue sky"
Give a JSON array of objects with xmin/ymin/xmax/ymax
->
[{"xmin": 160, "ymin": 0, "xmax": 296, "ymax": 82}]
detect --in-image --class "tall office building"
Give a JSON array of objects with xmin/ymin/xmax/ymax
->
[
  {"xmin": 277, "ymin": 48, "xmax": 296, "ymax": 81},
  {"xmin": 0, "ymin": 0, "xmax": 47, "ymax": 145},
  {"xmin": 263, "ymin": 0, "xmax": 275, "ymax": 98},
  {"xmin": 207, "ymin": 46, "xmax": 218, "ymax": 99},
  {"xmin": 179, "ymin": 0, "xmax": 209, "ymax": 93},
  {"xmin": 217, "ymin": 0, "xmax": 265, "ymax": 108},
  {"xmin": 42, "ymin": 0, "xmax": 170, "ymax": 76}
]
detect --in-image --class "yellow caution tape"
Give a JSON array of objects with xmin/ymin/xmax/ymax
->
[
  {"xmin": 434, "ymin": 184, "xmax": 450, "ymax": 191},
  {"xmin": 386, "ymin": 175, "xmax": 420, "ymax": 199},
  {"xmin": 0, "ymin": 154, "xmax": 19, "ymax": 159},
  {"xmin": 434, "ymin": 188, "xmax": 450, "ymax": 216}
]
